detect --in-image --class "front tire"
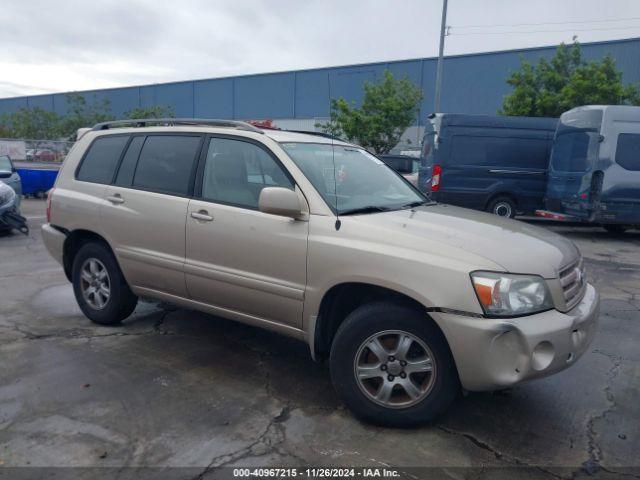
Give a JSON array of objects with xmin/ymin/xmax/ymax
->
[
  {"xmin": 330, "ymin": 302, "xmax": 459, "ymax": 427},
  {"xmin": 72, "ymin": 242, "xmax": 138, "ymax": 325}
]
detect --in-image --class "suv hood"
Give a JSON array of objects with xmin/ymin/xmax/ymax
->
[{"xmin": 352, "ymin": 204, "xmax": 579, "ymax": 278}]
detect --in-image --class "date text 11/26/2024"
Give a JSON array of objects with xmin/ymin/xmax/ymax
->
[{"xmin": 233, "ymin": 468, "xmax": 401, "ymax": 478}]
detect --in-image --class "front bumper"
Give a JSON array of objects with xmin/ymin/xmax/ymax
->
[{"xmin": 435, "ymin": 283, "xmax": 599, "ymax": 391}]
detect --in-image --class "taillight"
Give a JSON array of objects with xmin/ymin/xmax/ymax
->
[
  {"xmin": 431, "ymin": 164, "xmax": 442, "ymax": 192},
  {"xmin": 46, "ymin": 188, "xmax": 54, "ymax": 223}
]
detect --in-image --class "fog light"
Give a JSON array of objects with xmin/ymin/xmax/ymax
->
[{"xmin": 531, "ymin": 341, "xmax": 554, "ymax": 371}]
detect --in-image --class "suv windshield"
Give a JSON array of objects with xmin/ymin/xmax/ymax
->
[
  {"xmin": 0, "ymin": 155, "xmax": 13, "ymax": 172},
  {"xmin": 281, "ymin": 142, "xmax": 427, "ymax": 214}
]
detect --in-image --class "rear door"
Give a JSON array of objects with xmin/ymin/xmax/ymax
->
[
  {"xmin": 419, "ymin": 121, "xmax": 439, "ymax": 194},
  {"xmin": 546, "ymin": 130, "xmax": 600, "ymax": 219},
  {"xmin": 185, "ymin": 135, "xmax": 308, "ymax": 329},
  {"xmin": 101, "ymin": 133, "xmax": 203, "ymax": 297}
]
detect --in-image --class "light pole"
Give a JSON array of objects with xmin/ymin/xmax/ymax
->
[{"xmin": 434, "ymin": 0, "xmax": 449, "ymax": 113}]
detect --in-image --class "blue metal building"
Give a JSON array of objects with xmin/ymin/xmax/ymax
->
[{"xmin": 1, "ymin": 37, "xmax": 639, "ymax": 127}]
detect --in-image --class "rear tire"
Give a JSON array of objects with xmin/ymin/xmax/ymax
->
[
  {"xmin": 604, "ymin": 224, "xmax": 628, "ymax": 234},
  {"xmin": 72, "ymin": 242, "xmax": 138, "ymax": 325},
  {"xmin": 487, "ymin": 196, "xmax": 517, "ymax": 218},
  {"xmin": 330, "ymin": 302, "xmax": 459, "ymax": 427}
]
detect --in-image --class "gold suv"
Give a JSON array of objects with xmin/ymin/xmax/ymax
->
[{"xmin": 42, "ymin": 119, "xmax": 599, "ymax": 426}]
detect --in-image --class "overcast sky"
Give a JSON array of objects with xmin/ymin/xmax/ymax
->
[{"xmin": 0, "ymin": 0, "xmax": 639, "ymax": 98}]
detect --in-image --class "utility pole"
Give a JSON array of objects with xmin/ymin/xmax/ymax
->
[{"xmin": 434, "ymin": 0, "xmax": 448, "ymax": 113}]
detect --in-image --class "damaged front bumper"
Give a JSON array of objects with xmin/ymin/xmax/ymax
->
[{"xmin": 434, "ymin": 284, "xmax": 599, "ymax": 391}]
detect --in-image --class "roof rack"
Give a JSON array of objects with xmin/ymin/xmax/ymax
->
[
  {"xmin": 285, "ymin": 130, "xmax": 345, "ymax": 141},
  {"xmin": 90, "ymin": 118, "xmax": 264, "ymax": 133}
]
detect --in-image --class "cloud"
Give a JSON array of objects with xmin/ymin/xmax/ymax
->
[{"xmin": 0, "ymin": 0, "xmax": 637, "ymax": 97}]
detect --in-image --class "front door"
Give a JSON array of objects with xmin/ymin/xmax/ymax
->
[{"xmin": 185, "ymin": 135, "xmax": 308, "ymax": 329}]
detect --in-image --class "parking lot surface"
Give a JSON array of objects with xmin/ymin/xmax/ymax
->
[{"xmin": 1, "ymin": 199, "xmax": 639, "ymax": 479}]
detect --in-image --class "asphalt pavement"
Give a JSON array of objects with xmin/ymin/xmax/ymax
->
[{"xmin": 1, "ymin": 199, "xmax": 638, "ymax": 479}]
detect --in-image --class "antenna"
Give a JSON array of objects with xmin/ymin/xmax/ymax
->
[
  {"xmin": 331, "ymin": 136, "xmax": 341, "ymax": 231},
  {"xmin": 327, "ymin": 73, "xmax": 341, "ymax": 231}
]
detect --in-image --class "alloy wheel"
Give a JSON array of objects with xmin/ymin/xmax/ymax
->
[
  {"xmin": 353, "ymin": 330, "xmax": 436, "ymax": 409},
  {"xmin": 80, "ymin": 258, "xmax": 111, "ymax": 310}
]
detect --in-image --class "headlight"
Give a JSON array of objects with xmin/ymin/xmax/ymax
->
[
  {"xmin": 471, "ymin": 271, "xmax": 553, "ymax": 317},
  {"xmin": 0, "ymin": 183, "xmax": 16, "ymax": 208}
]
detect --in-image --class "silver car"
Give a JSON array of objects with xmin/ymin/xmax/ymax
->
[
  {"xmin": 42, "ymin": 119, "xmax": 599, "ymax": 426},
  {"xmin": 0, "ymin": 155, "xmax": 21, "ymax": 210}
]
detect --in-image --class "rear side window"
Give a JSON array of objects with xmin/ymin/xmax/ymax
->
[
  {"xmin": 451, "ymin": 135, "xmax": 549, "ymax": 169},
  {"xmin": 76, "ymin": 135, "xmax": 129, "ymax": 184},
  {"xmin": 615, "ymin": 134, "xmax": 640, "ymax": 171},
  {"xmin": 115, "ymin": 136, "xmax": 145, "ymax": 187},
  {"xmin": 133, "ymin": 135, "xmax": 202, "ymax": 195}
]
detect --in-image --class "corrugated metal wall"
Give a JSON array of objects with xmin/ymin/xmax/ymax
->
[{"xmin": 1, "ymin": 37, "xmax": 639, "ymax": 124}]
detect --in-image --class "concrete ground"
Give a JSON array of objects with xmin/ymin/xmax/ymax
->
[{"xmin": 1, "ymin": 199, "xmax": 639, "ymax": 479}]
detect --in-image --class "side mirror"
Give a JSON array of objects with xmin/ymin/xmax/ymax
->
[{"xmin": 258, "ymin": 187, "xmax": 303, "ymax": 219}]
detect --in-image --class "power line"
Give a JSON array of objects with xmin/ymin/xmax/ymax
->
[
  {"xmin": 454, "ymin": 16, "xmax": 640, "ymax": 29},
  {"xmin": 450, "ymin": 25, "xmax": 640, "ymax": 36}
]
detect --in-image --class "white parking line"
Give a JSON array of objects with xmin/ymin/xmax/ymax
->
[{"xmin": 26, "ymin": 215, "xmax": 46, "ymax": 220}]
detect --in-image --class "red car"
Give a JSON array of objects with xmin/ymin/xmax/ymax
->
[{"xmin": 34, "ymin": 149, "xmax": 56, "ymax": 162}]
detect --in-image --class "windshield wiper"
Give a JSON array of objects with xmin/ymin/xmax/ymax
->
[
  {"xmin": 339, "ymin": 205, "xmax": 392, "ymax": 216},
  {"xmin": 400, "ymin": 200, "xmax": 435, "ymax": 209}
]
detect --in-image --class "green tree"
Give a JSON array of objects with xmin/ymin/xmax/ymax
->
[
  {"xmin": 320, "ymin": 70, "xmax": 423, "ymax": 154},
  {"xmin": 0, "ymin": 107, "xmax": 62, "ymax": 139},
  {"xmin": 502, "ymin": 40, "xmax": 640, "ymax": 117},
  {"xmin": 124, "ymin": 105, "xmax": 174, "ymax": 119},
  {"xmin": 59, "ymin": 93, "xmax": 114, "ymax": 138}
]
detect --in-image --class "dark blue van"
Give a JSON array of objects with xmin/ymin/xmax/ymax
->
[
  {"xmin": 538, "ymin": 105, "xmax": 640, "ymax": 233},
  {"xmin": 419, "ymin": 114, "xmax": 558, "ymax": 217}
]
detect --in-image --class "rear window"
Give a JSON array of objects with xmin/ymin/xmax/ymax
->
[
  {"xmin": 451, "ymin": 135, "xmax": 549, "ymax": 169},
  {"xmin": 132, "ymin": 135, "xmax": 202, "ymax": 195},
  {"xmin": 615, "ymin": 133, "xmax": 640, "ymax": 171},
  {"xmin": 550, "ymin": 132, "xmax": 599, "ymax": 173},
  {"xmin": 76, "ymin": 135, "xmax": 129, "ymax": 184}
]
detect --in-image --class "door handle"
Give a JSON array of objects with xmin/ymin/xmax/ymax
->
[
  {"xmin": 107, "ymin": 194, "xmax": 124, "ymax": 204},
  {"xmin": 190, "ymin": 210, "xmax": 214, "ymax": 222}
]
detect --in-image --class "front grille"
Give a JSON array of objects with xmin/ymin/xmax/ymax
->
[{"xmin": 559, "ymin": 256, "xmax": 587, "ymax": 310}]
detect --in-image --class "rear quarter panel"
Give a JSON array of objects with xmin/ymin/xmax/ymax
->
[{"xmin": 50, "ymin": 133, "xmax": 109, "ymax": 236}]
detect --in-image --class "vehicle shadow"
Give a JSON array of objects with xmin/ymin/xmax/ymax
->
[
  {"xmin": 123, "ymin": 301, "xmax": 584, "ymax": 444},
  {"xmin": 119, "ymin": 301, "xmax": 341, "ymax": 411}
]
